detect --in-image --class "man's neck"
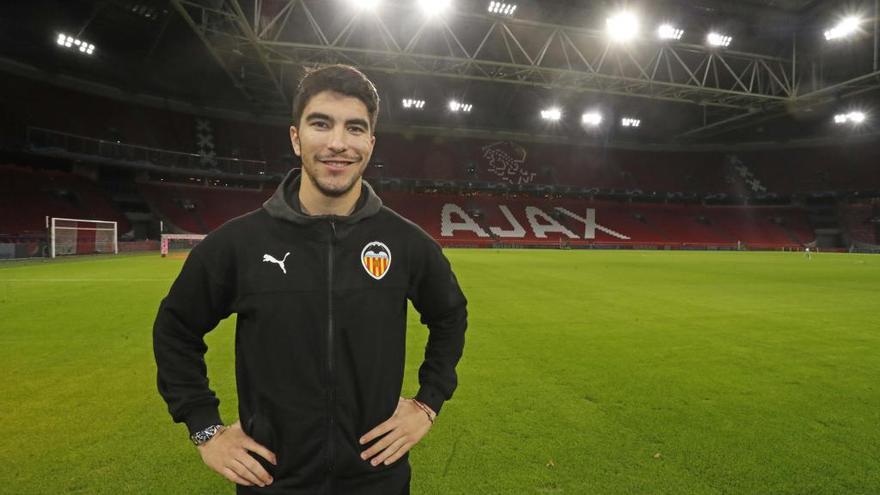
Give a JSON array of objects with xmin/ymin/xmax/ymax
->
[{"xmin": 298, "ymin": 178, "xmax": 361, "ymax": 216}]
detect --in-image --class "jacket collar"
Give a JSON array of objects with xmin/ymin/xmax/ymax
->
[{"xmin": 262, "ymin": 169, "xmax": 382, "ymax": 225}]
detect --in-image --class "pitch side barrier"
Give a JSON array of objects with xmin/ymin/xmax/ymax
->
[{"xmin": 435, "ymin": 239, "xmax": 834, "ymax": 251}]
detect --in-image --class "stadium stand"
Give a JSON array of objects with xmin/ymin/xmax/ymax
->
[
  {"xmin": 360, "ymin": 191, "xmax": 813, "ymax": 249},
  {"xmin": 138, "ymin": 182, "xmax": 270, "ymax": 234},
  {"xmin": 369, "ymin": 135, "xmax": 880, "ymax": 195},
  {"xmin": 4, "ymin": 74, "xmax": 289, "ymax": 176},
  {"xmin": 4, "ymin": 74, "xmax": 880, "ymax": 253},
  {"xmin": 0, "ymin": 164, "xmax": 130, "ymax": 240},
  {"xmin": 842, "ymin": 203, "xmax": 879, "ymax": 244},
  {"xmin": 741, "ymin": 147, "xmax": 880, "ymax": 194},
  {"xmin": 7, "ymin": 73, "xmax": 880, "ymax": 197},
  {"xmin": 100, "ymin": 180, "xmax": 815, "ymax": 249},
  {"xmin": 9, "ymin": 74, "xmax": 880, "ymax": 198}
]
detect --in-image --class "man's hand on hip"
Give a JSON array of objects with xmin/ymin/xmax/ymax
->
[
  {"xmin": 197, "ymin": 420, "xmax": 277, "ymax": 487},
  {"xmin": 359, "ymin": 397, "xmax": 435, "ymax": 467}
]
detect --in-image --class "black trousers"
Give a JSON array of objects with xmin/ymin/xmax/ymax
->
[{"xmin": 235, "ymin": 466, "xmax": 412, "ymax": 495}]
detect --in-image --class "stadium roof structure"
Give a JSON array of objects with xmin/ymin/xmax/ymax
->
[{"xmin": 2, "ymin": 0, "xmax": 879, "ymax": 148}]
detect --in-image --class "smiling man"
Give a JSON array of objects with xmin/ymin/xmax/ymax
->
[{"xmin": 153, "ymin": 65, "xmax": 468, "ymax": 494}]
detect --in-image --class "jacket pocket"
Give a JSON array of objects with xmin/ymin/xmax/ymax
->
[{"xmin": 245, "ymin": 410, "xmax": 277, "ymax": 478}]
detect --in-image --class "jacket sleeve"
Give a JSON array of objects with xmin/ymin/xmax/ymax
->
[
  {"xmin": 153, "ymin": 248, "xmax": 234, "ymax": 435},
  {"xmin": 407, "ymin": 235, "xmax": 468, "ymax": 415}
]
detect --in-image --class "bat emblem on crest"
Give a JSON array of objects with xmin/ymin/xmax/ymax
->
[{"xmin": 361, "ymin": 242, "xmax": 391, "ymax": 280}]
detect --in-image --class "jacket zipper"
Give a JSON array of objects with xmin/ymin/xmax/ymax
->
[{"xmin": 326, "ymin": 219, "xmax": 337, "ymax": 477}]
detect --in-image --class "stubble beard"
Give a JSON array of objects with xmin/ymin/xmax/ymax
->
[{"xmin": 303, "ymin": 158, "xmax": 364, "ymax": 198}]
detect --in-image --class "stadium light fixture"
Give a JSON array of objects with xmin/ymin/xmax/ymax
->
[
  {"xmin": 606, "ymin": 12, "xmax": 640, "ymax": 42},
  {"xmin": 487, "ymin": 1, "xmax": 516, "ymax": 16},
  {"xmin": 621, "ymin": 117, "xmax": 641, "ymax": 128},
  {"xmin": 130, "ymin": 3, "xmax": 161, "ymax": 21},
  {"xmin": 658, "ymin": 24, "xmax": 684, "ymax": 41},
  {"xmin": 419, "ymin": 0, "xmax": 451, "ymax": 17},
  {"xmin": 56, "ymin": 32, "xmax": 95, "ymax": 55},
  {"xmin": 581, "ymin": 111, "xmax": 603, "ymax": 126},
  {"xmin": 834, "ymin": 111, "xmax": 867, "ymax": 125},
  {"xmin": 541, "ymin": 107, "xmax": 562, "ymax": 121},
  {"xmin": 707, "ymin": 32, "xmax": 732, "ymax": 47},
  {"xmin": 824, "ymin": 16, "xmax": 861, "ymax": 41},
  {"xmin": 449, "ymin": 100, "xmax": 473, "ymax": 113},
  {"xmin": 350, "ymin": 0, "xmax": 381, "ymax": 10},
  {"xmin": 402, "ymin": 98, "xmax": 426, "ymax": 109}
]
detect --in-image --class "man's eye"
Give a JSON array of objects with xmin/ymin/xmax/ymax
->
[
  {"xmin": 348, "ymin": 126, "xmax": 365, "ymax": 134},
  {"xmin": 311, "ymin": 121, "xmax": 329, "ymax": 129}
]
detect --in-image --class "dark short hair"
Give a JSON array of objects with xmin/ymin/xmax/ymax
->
[{"xmin": 291, "ymin": 65, "xmax": 380, "ymax": 133}]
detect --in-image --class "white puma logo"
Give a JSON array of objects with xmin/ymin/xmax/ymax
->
[{"xmin": 262, "ymin": 252, "xmax": 290, "ymax": 274}]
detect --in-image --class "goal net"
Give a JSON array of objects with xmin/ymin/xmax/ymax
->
[
  {"xmin": 160, "ymin": 233, "xmax": 206, "ymax": 257},
  {"xmin": 49, "ymin": 217, "xmax": 118, "ymax": 258}
]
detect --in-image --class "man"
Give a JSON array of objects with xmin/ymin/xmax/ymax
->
[{"xmin": 153, "ymin": 65, "xmax": 468, "ymax": 494}]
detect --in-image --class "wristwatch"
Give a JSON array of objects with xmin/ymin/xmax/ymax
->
[{"xmin": 190, "ymin": 424, "xmax": 226, "ymax": 446}]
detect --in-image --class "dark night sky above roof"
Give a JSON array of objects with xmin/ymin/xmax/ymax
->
[{"xmin": 1, "ymin": 0, "xmax": 877, "ymax": 147}]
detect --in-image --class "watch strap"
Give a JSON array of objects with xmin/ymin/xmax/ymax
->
[{"xmin": 190, "ymin": 424, "xmax": 226, "ymax": 446}]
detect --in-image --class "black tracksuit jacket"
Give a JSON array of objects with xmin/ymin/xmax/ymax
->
[{"xmin": 153, "ymin": 171, "xmax": 468, "ymax": 494}]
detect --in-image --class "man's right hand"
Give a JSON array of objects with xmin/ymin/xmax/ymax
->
[{"xmin": 197, "ymin": 420, "xmax": 277, "ymax": 487}]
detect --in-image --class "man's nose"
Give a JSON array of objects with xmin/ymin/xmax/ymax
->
[{"xmin": 327, "ymin": 128, "xmax": 347, "ymax": 152}]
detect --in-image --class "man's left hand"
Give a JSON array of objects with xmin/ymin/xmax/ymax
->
[{"xmin": 359, "ymin": 397, "xmax": 435, "ymax": 466}]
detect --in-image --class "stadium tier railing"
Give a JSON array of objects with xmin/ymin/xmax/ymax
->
[{"xmin": 26, "ymin": 127, "xmax": 272, "ymax": 178}]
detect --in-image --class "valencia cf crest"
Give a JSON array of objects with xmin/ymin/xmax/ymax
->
[{"xmin": 361, "ymin": 241, "xmax": 391, "ymax": 280}]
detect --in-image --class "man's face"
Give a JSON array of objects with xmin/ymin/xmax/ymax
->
[{"xmin": 290, "ymin": 90, "xmax": 376, "ymax": 198}]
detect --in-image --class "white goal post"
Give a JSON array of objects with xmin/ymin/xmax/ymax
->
[
  {"xmin": 48, "ymin": 217, "xmax": 118, "ymax": 258},
  {"xmin": 160, "ymin": 233, "xmax": 207, "ymax": 257}
]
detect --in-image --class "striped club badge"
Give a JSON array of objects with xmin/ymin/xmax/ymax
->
[{"xmin": 361, "ymin": 241, "xmax": 391, "ymax": 280}]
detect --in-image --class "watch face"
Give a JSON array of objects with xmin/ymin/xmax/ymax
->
[{"xmin": 191, "ymin": 425, "xmax": 224, "ymax": 445}]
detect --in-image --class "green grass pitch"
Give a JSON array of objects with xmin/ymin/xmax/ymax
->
[{"xmin": 1, "ymin": 249, "xmax": 878, "ymax": 494}]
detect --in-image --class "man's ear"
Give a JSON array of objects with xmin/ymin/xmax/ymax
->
[{"xmin": 290, "ymin": 125, "xmax": 301, "ymax": 157}]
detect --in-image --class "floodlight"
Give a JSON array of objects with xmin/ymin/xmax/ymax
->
[
  {"xmin": 488, "ymin": 1, "xmax": 516, "ymax": 16},
  {"xmin": 824, "ymin": 16, "xmax": 861, "ymax": 40},
  {"xmin": 402, "ymin": 98, "xmax": 426, "ymax": 109},
  {"xmin": 658, "ymin": 24, "xmax": 684, "ymax": 40},
  {"xmin": 835, "ymin": 111, "xmax": 867, "ymax": 125},
  {"xmin": 607, "ymin": 12, "xmax": 639, "ymax": 42},
  {"xmin": 621, "ymin": 117, "xmax": 641, "ymax": 128},
  {"xmin": 581, "ymin": 112, "xmax": 602, "ymax": 126},
  {"xmin": 56, "ymin": 32, "xmax": 96, "ymax": 55},
  {"xmin": 131, "ymin": 4, "xmax": 161, "ymax": 20},
  {"xmin": 449, "ymin": 100, "xmax": 473, "ymax": 113},
  {"xmin": 419, "ymin": 0, "xmax": 451, "ymax": 16},
  {"xmin": 541, "ymin": 107, "xmax": 562, "ymax": 121},
  {"xmin": 707, "ymin": 32, "xmax": 732, "ymax": 47},
  {"xmin": 849, "ymin": 111, "xmax": 866, "ymax": 124}
]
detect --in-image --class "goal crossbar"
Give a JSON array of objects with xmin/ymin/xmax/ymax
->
[
  {"xmin": 48, "ymin": 216, "xmax": 118, "ymax": 258},
  {"xmin": 160, "ymin": 233, "xmax": 207, "ymax": 257}
]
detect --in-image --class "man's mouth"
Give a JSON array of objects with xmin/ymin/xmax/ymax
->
[{"xmin": 319, "ymin": 159, "xmax": 356, "ymax": 170}]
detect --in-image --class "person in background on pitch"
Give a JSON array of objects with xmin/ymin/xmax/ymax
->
[{"xmin": 154, "ymin": 64, "xmax": 468, "ymax": 494}]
